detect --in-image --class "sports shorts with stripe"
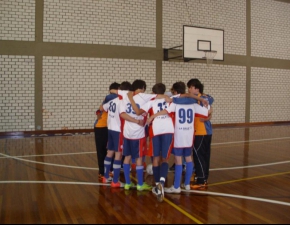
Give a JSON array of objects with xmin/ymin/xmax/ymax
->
[{"xmin": 107, "ymin": 130, "xmax": 123, "ymax": 153}]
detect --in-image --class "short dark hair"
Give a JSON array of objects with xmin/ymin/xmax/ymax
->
[
  {"xmin": 109, "ymin": 82, "xmax": 120, "ymax": 91},
  {"xmin": 119, "ymin": 81, "xmax": 132, "ymax": 91},
  {"xmin": 152, "ymin": 83, "xmax": 166, "ymax": 94},
  {"xmin": 187, "ymin": 79, "xmax": 204, "ymax": 94},
  {"xmin": 171, "ymin": 81, "xmax": 186, "ymax": 94},
  {"xmin": 132, "ymin": 79, "xmax": 146, "ymax": 92}
]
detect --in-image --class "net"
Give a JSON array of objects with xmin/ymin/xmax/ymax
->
[{"xmin": 204, "ymin": 51, "xmax": 217, "ymax": 66}]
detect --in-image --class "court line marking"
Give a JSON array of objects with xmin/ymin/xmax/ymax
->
[
  {"xmin": 0, "ymin": 181, "xmax": 289, "ymax": 214},
  {"xmin": 0, "ymin": 181, "xmax": 110, "ymax": 186},
  {"xmin": 2, "ymin": 134, "xmax": 289, "ymax": 222},
  {"xmin": 0, "ymin": 153, "xmax": 99, "ymax": 170},
  {"xmin": 209, "ymin": 171, "xmax": 290, "ymax": 187},
  {"xmin": 0, "ymin": 179, "xmax": 203, "ymax": 224},
  {"xmin": 1, "ymin": 152, "xmax": 290, "ymax": 173},
  {"xmin": 182, "ymin": 190, "xmax": 290, "ymax": 207},
  {"xmin": 1, "ymin": 136, "xmax": 290, "ymax": 160},
  {"xmin": 210, "ymin": 161, "xmax": 290, "ymax": 171},
  {"xmin": 163, "ymin": 198, "xmax": 203, "ymax": 224},
  {"xmin": 129, "ymin": 176, "xmax": 203, "ymax": 224}
]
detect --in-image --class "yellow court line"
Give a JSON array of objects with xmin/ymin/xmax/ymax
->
[
  {"xmin": 163, "ymin": 198, "xmax": 203, "ymax": 224},
  {"xmin": 209, "ymin": 171, "xmax": 290, "ymax": 187},
  {"xmin": 130, "ymin": 175, "xmax": 203, "ymax": 224}
]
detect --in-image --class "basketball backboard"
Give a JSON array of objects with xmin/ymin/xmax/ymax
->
[{"xmin": 183, "ymin": 25, "xmax": 224, "ymax": 61}]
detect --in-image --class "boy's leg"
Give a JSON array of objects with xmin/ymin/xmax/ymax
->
[
  {"xmin": 123, "ymin": 156, "xmax": 131, "ymax": 185},
  {"xmin": 184, "ymin": 156, "xmax": 193, "ymax": 186},
  {"xmin": 191, "ymin": 136, "xmax": 208, "ymax": 190},
  {"xmin": 173, "ymin": 155, "xmax": 183, "ymax": 189},
  {"xmin": 122, "ymin": 138, "xmax": 132, "ymax": 186},
  {"xmin": 135, "ymin": 138, "xmax": 151, "ymax": 191},
  {"xmin": 105, "ymin": 130, "xmax": 121, "ymax": 182},
  {"xmin": 112, "ymin": 152, "xmax": 123, "ymax": 183},
  {"xmin": 153, "ymin": 156, "xmax": 160, "ymax": 185},
  {"xmin": 152, "ymin": 136, "xmax": 161, "ymax": 184},
  {"xmin": 204, "ymin": 135, "xmax": 212, "ymax": 182},
  {"xmin": 160, "ymin": 162, "xmax": 169, "ymax": 186},
  {"xmin": 104, "ymin": 150, "xmax": 114, "ymax": 179},
  {"xmin": 192, "ymin": 136, "xmax": 206, "ymax": 184},
  {"xmin": 164, "ymin": 149, "xmax": 182, "ymax": 194},
  {"xmin": 159, "ymin": 134, "xmax": 173, "ymax": 186},
  {"xmin": 136, "ymin": 157, "xmax": 144, "ymax": 186},
  {"xmin": 94, "ymin": 127, "xmax": 108, "ymax": 177}
]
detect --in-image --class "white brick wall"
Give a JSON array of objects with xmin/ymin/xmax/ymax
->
[
  {"xmin": 252, "ymin": 0, "xmax": 290, "ymax": 60},
  {"xmin": 43, "ymin": 0, "xmax": 156, "ymax": 47},
  {"xmin": 43, "ymin": 57, "xmax": 156, "ymax": 130},
  {"xmin": 0, "ymin": 0, "xmax": 35, "ymax": 41},
  {"xmin": 0, "ymin": 55, "xmax": 35, "ymax": 132},
  {"xmin": 251, "ymin": 67, "xmax": 290, "ymax": 122},
  {"xmin": 163, "ymin": 62, "xmax": 247, "ymax": 124},
  {"xmin": 163, "ymin": 0, "xmax": 246, "ymax": 55}
]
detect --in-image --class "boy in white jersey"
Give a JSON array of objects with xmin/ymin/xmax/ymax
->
[
  {"xmin": 101, "ymin": 82, "xmax": 144, "ymax": 187},
  {"xmin": 141, "ymin": 83, "xmax": 174, "ymax": 202},
  {"xmin": 118, "ymin": 80, "xmax": 158, "ymax": 191},
  {"xmin": 148, "ymin": 92, "xmax": 209, "ymax": 193}
]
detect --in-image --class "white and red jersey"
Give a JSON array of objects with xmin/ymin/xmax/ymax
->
[
  {"xmin": 166, "ymin": 103, "xmax": 209, "ymax": 148},
  {"xmin": 141, "ymin": 99, "xmax": 174, "ymax": 136},
  {"xmin": 102, "ymin": 97, "xmax": 122, "ymax": 132},
  {"xmin": 118, "ymin": 90, "xmax": 156, "ymax": 140}
]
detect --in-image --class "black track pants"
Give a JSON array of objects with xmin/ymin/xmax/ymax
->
[
  {"xmin": 94, "ymin": 127, "xmax": 108, "ymax": 176},
  {"xmin": 193, "ymin": 135, "xmax": 212, "ymax": 184}
]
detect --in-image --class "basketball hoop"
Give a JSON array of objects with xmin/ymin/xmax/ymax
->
[{"xmin": 204, "ymin": 50, "xmax": 217, "ymax": 66}]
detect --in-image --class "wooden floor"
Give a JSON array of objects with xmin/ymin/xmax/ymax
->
[{"xmin": 0, "ymin": 125, "xmax": 290, "ymax": 224}]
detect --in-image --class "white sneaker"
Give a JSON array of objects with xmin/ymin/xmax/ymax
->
[
  {"xmin": 181, "ymin": 183, "xmax": 191, "ymax": 191},
  {"xmin": 152, "ymin": 186, "xmax": 159, "ymax": 196},
  {"xmin": 156, "ymin": 183, "xmax": 164, "ymax": 202},
  {"xmin": 164, "ymin": 186, "xmax": 181, "ymax": 194},
  {"xmin": 102, "ymin": 177, "xmax": 113, "ymax": 184}
]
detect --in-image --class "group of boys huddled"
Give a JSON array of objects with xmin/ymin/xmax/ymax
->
[{"xmin": 94, "ymin": 78, "xmax": 214, "ymax": 202}]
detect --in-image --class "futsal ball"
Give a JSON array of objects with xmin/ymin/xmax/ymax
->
[{"xmin": 146, "ymin": 163, "xmax": 153, "ymax": 175}]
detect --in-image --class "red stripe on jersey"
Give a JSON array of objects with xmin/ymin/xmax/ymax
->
[
  {"xmin": 120, "ymin": 116, "xmax": 125, "ymax": 133},
  {"xmin": 195, "ymin": 113, "xmax": 208, "ymax": 119}
]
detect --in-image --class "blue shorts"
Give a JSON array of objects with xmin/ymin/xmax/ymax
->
[
  {"xmin": 107, "ymin": 130, "xmax": 123, "ymax": 153},
  {"xmin": 152, "ymin": 134, "xmax": 173, "ymax": 159},
  {"xmin": 123, "ymin": 137, "xmax": 147, "ymax": 160},
  {"xmin": 172, "ymin": 147, "xmax": 192, "ymax": 157}
]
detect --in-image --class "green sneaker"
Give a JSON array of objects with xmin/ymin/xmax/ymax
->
[
  {"xmin": 137, "ymin": 183, "xmax": 152, "ymax": 192},
  {"xmin": 124, "ymin": 183, "xmax": 136, "ymax": 190}
]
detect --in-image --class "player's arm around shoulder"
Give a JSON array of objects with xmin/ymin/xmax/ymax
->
[
  {"xmin": 147, "ymin": 109, "xmax": 170, "ymax": 125},
  {"xmin": 200, "ymin": 105, "xmax": 213, "ymax": 122},
  {"xmin": 127, "ymin": 91, "xmax": 146, "ymax": 116},
  {"xmin": 155, "ymin": 94, "xmax": 172, "ymax": 103},
  {"xmin": 180, "ymin": 93, "xmax": 209, "ymax": 107},
  {"xmin": 120, "ymin": 113, "xmax": 145, "ymax": 127}
]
